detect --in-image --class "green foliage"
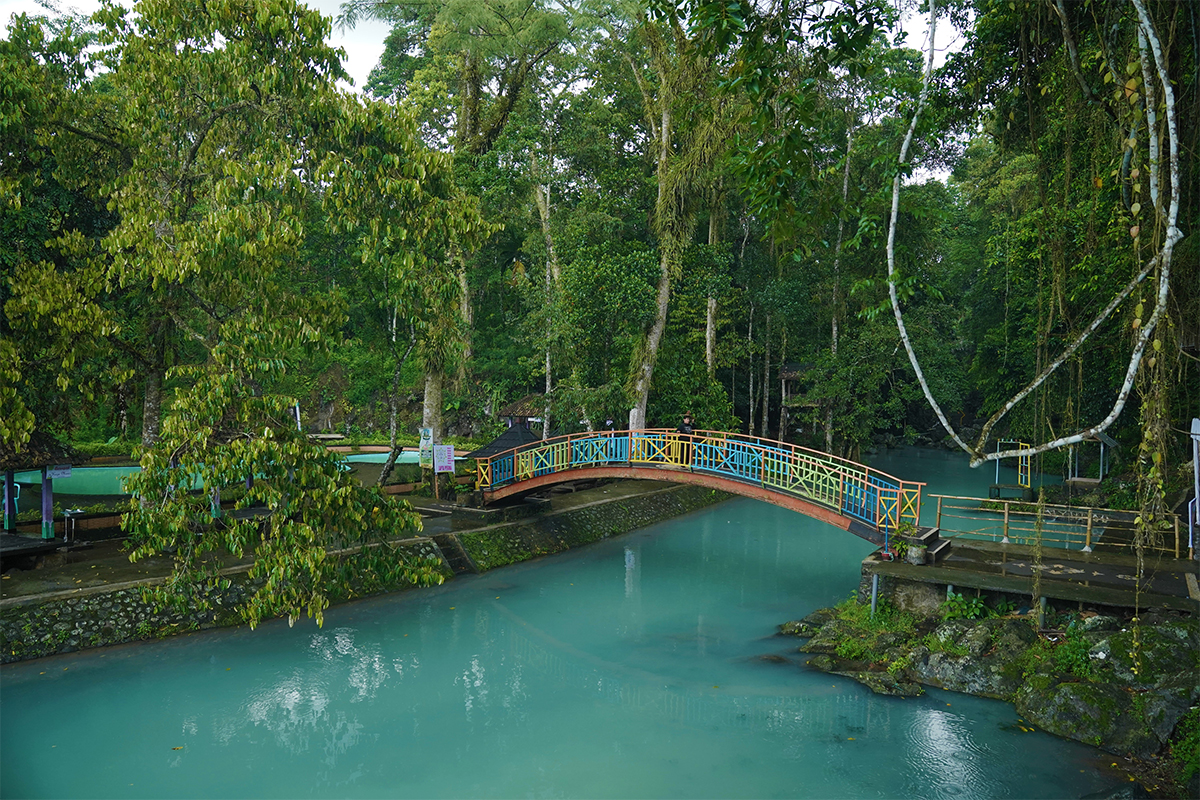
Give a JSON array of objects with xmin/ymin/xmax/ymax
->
[
  {"xmin": 1051, "ymin": 629, "xmax": 1096, "ymax": 681},
  {"xmin": 920, "ymin": 632, "xmax": 969, "ymax": 658},
  {"xmin": 992, "ymin": 598, "xmax": 1018, "ymax": 616},
  {"xmin": 834, "ymin": 593, "xmax": 915, "ymax": 633},
  {"xmin": 16, "ymin": 500, "xmax": 124, "ymax": 523},
  {"xmin": 73, "ymin": 440, "xmax": 137, "ymax": 460},
  {"xmin": 122, "ymin": 352, "xmax": 447, "ymax": 628},
  {"xmin": 1172, "ymin": 707, "xmax": 1200, "ymax": 786},
  {"xmin": 941, "ymin": 591, "xmax": 989, "ymax": 621}
]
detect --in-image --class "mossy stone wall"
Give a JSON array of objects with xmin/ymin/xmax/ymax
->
[
  {"xmin": 1, "ymin": 486, "xmax": 731, "ymax": 663},
  {"xmin": 458, "ymin": 485, "xmax": 730, "ymax": 571},
  {"xmin": 0, "ymin": 538, "xmax": 444, "ymax": 664}
]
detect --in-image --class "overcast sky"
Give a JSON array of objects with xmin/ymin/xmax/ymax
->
[
  {"xmin": 0, "ymin": 0, "xmax": 391, "ymax": 92},
  {"xmin": 2, "ymin": 0, "xmax": 958, "ymax": 181},
  {"xmin": 3, "ymin": 1, "xmax": 960, "ymax": 91}
]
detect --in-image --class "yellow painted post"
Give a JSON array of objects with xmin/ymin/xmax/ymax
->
[{"xmin": 1084, "ymin": 508, "xmax": 1093, "ymax": 553}]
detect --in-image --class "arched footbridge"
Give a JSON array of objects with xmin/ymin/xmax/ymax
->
[{"xmin": 474, "ymin": 429, "xmax": 924, "ymax": 546}]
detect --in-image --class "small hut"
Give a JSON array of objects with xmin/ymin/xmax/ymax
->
[
  {"xmin": 497, "ymin": 394, "xmax": 545, "ymax": 429},
  {"xmin": 465, "ymin": 424, "xmax": 540, "ymax": 460},
  {"xmin": 1, "ymin": 431, "xmax": 82, "ymax": 540}
]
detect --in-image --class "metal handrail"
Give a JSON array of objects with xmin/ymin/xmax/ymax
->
[
  {"xmin": 930, "ymin": 493, "xmax": 1183, "ymax": 556},
  {"xmin": 473, "ymin": 428, "xmax": 924, "ymax": 534}
]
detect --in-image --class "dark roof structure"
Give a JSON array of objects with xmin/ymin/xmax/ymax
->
[
  {"xmin": 465, "ymin": 424, "xmax": 540, "ymax": 459},
  {"xmin": 497, "ymin": 394, "xmax": 545, "ymax": 420},
  {"xmin": 0, "ymin": 430, "xmax": 84, "ymax": 473},
  {"xmin": 780, "ymin": 362, "xmax": 814, "ymax": 382}
]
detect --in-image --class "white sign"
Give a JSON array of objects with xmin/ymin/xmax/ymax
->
[
  {"xmin": 47, "ymin": 465, "xmax": 72, "ymax": 480},
  {"xmin": 433, "ymin": 445, "xmax": 455, "ymax": 474},
  {"xmin": 418, "ymin": 427, "xmax": 434, "ymax": 468}
]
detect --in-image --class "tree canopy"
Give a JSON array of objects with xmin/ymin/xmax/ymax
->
[{"xmin": 3, "ymin": 0, "xmax": 1196, "ymax": 622}]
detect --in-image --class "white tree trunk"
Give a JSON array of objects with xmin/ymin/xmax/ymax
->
[
  {"xmin": 422, "ymin": 371, "xmax": 443, "ymax": 441},
  {"xmin": 886, "ymin": 0, "xmax": 1182, "ymax": 468}
]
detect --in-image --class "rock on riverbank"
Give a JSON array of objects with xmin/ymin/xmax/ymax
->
[{"xmin": 782, "ymin": 606, "xmax": 1199, "ymax": 764}]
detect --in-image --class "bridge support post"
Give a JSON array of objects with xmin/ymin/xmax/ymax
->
[
  {"xmin": 1001, "ymin": 504, "xmax": 1010, "ymax": 544},
  {"xmin": 869, "ymin": 573, "xmax": 879, "ymax": 618},
  {"xmin": 1083, "ymin": 508, "xmax": 1093, "ymax": 553}
]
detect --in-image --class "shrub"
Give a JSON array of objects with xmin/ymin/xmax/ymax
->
[
  {"xmin": 941, "ymin": 590, "xmax": 989, "ymax": 620},
  {"xmin": 1051, "ymin": 630, "xmax": 1095, "ymax": 680},
  {"xmin": 1173, "ymin": 707, "xmax": 1200, "ymax": 785},
  {"xmin": 921, "ymin": 632, "xmax": 969, "ymax": 658}
]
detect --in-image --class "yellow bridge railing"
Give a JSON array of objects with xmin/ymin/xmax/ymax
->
[{"xmin": 475, "ymin": 429, "xmax": 924, "ymax": 535}]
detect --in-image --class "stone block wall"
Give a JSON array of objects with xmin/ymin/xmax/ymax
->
[{"xmin": 0, "ymin": 538, "xmax": 444, "ymax": 664}]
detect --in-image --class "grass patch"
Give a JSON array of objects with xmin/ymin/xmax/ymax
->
[
  {"xmin": 829, "ymin": 594, "xmax": 923, "ymax": 666},
  {"xmin": 1170, "ymin": 707, "xmax": 1200, "ymax": 785}
]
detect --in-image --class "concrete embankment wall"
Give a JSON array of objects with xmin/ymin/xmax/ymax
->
[
  {"xmin": 0, "ymin": 482, "xmax": 730, "ymax": 664},
  {"xmin": 454, "ymin": 484, "xmax": 730, "ymax": 572},
  {"xmin": 0, "ymin": 538, "xmax": 446, "ymax": 664}
]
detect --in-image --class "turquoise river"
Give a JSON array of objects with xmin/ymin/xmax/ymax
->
[{"xmin": 1, "ymin": 448, "xmax": 1116, "ymax": 798}]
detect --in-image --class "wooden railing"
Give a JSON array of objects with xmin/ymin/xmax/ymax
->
[
  {"xmin": 932, "ymin": 494, "xmax": 1185, "ymax": 557},
  {"xmin": 475, "ymin": 429, "xmax": 923, "ymax": 535}
]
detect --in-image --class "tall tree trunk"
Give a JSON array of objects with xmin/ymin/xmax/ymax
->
[
  {"xmin": 534, "ymin": 183, "xmax": 560, "ymax": 284},
  {"xmin": 778, "ymin": 328, "xmax": 788, "ymax": 440},
  {"xmin": 629, "ymin": 263, "xmax": 671, "ymax": 430},
  {"xmin": 535, "ymin": 178, "xmax": 559, "ymax": 440},
  {"xmin": 622, "ymin": 16, "xmax": 712, "ymax": 431},
  {"xmin": 422, "ymin": 371, "xmax": 444, "ymax": 442},
  {"xmin": 746, "ymin": 305, "xmax": 755, "ymax": 436},
  {"xmin": 378, "ymin": 312, "xmax": 416, "ymax": 487},
  {"xmin": 141, "ymin": 320, "xmax": 166, "ymax": 447},
  {"xmin": 544, "ymin": 347, "xmax": 552, "ymax": 440},
  {"xmin": 826, "ymin": 119, "xmax": 854, "ymax": 454},
  {"xmin": 457, "ymin": 262, "xmax": 472, "ymax": 365},
  {"xmin": 760, "ymin": 314, "xmax": 770, "ymax": 437},
  {"xmin": 705, "ymin": 186, "xmax": 722, "ymax": 378},
  {"xmin": 141, "ymin": 368, "xmax": 163, "ymax": 447}
]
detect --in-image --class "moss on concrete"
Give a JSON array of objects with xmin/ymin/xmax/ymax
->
[{"xmin": 457, "ymin": 484, "xmax": 730, "ymax": 571}]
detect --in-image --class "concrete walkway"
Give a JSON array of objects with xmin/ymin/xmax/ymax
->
[
  {"xmin": 5, "ymin": 482, "xmax": 1197, "ymax": 616},
  {"xmin": 869, "ymin": 537, "xmax": 1200, "ymax": 614},
  {"xmin": 0, "ymin": 479, "xmax": 681, "ymax": 607}
]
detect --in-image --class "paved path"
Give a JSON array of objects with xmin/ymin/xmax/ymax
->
[{"xmin": 871, "ymin": 538, "xmax": 1199, "ymax": 614}]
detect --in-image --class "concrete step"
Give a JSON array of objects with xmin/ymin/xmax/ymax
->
[
  {"xmin": 910, "ymin": 526, "xmax": 941, "ymax": 548},
  {"xmin": 926, "ymin": 538, "xmax": 952, "ymax": 564},
  {"xmin": 431, "ymin": 533, "xmax": 478, "ymax": 575}
]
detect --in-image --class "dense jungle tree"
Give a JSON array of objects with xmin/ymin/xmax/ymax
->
[
  {"xmin": 1, "ymin": 0, "xmax": 487, "ymax": 626},
  {"xmin": 341, "ymin": 0, "xmax": 572, "ymax": 439}
]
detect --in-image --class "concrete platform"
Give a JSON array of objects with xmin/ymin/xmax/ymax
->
[{"xmin": 865, "ymin": 538, "xmax": 1199, "ymax": 614}]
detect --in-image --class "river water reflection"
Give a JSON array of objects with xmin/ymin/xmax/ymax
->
[{"xmin": 2, "ymin": 450, "xmax": 1111, "ymax": 799}]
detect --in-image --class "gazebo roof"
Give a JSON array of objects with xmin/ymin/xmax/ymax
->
[
  {"xmin": 780, "ymin": 362, "xmax": 813, "ymax": 381},
  {"xmin": 0, "ymin": 431, "xmax": 84, "ymax": 473},
  {"xmin": 498, "ymin": 394, "xmax": 545, "ymax": 419},
  {"xmin": 465, "ymin": 424, "xmax": 540, "ymax": 459}
]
